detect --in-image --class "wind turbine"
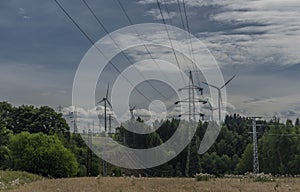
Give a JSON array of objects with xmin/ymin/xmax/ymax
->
[
  {"xmin": 205, "ymin": 98, "xmax": 218, "ymax": 121},
  {"xmin": 97, "ymin": 84, "xmax": 112, "ymax": 132},
  {"xmin": 97, "ymin": 84, "xmax": 112, "ymax": 177},
  {"xmin": 202, "ymin": 75, "xmax": 236, "ymax": 124}
]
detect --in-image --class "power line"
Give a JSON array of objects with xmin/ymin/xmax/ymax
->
[
  {"xmin": 118, "ymin": 0, "xmax": 203, "ymax": 103},
  {"xmin": 162, "ymin": 0, "xmax": 200, "ymax": 87},
  {"xmin": 81, "ymin": 0, "xmax": 170, "ymax": 101},
  {"xmin": 160, "ymin": 0, "xmax": 203, "ymax": 95},
  {"xmin": 265, "ymin": 133, "xmax": 300, "ymax": 137},
  {"xmin": 156, "ymin": 0, "xmax": 187, "ymax": 86},
  {"xmin": 176, "ymin": 0, "xmax": 186, "ymax": 30},
  {"xmin": 172, "ymin": 0, "xmax": 195, "ymax": 74},
  {"xmin": 53, "ymin": 0, "xmax": 152, "ymax": 103},
  {"xmin": 161, "ymin": 0, "xmax": 194, "ymax": 78},
  {"xmin": 182, "ymin": 0, "xmax": 201, "ymax": 86},
  {"xmin": 116, "ymin": 0, "xmax": 189, "ymax": 97}
]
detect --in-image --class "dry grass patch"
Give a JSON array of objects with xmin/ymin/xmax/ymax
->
[{"xmin": 6, "ymin": 177, "xmax": 300, "ymax": 192}]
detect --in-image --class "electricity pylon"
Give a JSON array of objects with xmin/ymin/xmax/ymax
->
[
  {"xmin": 87, "ymin": 125, "xmax": 92, "ymax": 176},
  {"xmin": 70, "ymin": 107, "xmax": 79, "ymax": 134},
  {"xmin": 175, "ymin": 71, "xmax": 206, "ymax": 177},
  {"xmin": 57, "ymin": 104, "xmax": 63, "ymax": 114},
  {"xmin": 248, "ymin": 116, "xmax": 262, "ymax": 174}
]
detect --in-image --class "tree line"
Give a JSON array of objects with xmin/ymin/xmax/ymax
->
[{"xmin": 1, "ymin": 101, "xmax": 300, "ymax": 178}]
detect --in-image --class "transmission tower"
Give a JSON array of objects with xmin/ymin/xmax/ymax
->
[
  {"xmin": 87, "ymin": 125, "xmax": 93, "ymax": 176},
  {"xmin": 57, "ymin": 105, "xmax": 63, "ymax": 114},
  {"xmin": 175, "ymin": 71, "xmax": 206, "ymax": 177},
  {"xmin": 70, "ymin": 107, "xmax": 79, "ymax": 134},
  {"xmin": 248, "ymin": 117, "xmax": 262, "ymax": 174}
]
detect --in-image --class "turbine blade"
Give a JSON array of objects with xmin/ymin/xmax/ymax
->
[
  {"xmin": 97, "ymin": 98, "xmax": 105, "ymax": 104},
  {"xmin": 220, "ymin": 74, "xmax": 236, "ymax": 89},
  {"xmin": 202, "ymin": 81, "xmax": 219, "ymax": 89},
  {"xmin": 107, "ymin": 100, "xmax": 112, "ymax": 108},
  {"xmin": 106, "ymin": 83, "xmax": 109, "ymax": 99}
]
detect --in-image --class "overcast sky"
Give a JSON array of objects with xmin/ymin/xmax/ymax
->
[{"xmin": 1, "ymin": 0, "xmax": 300, "ymax": 121}]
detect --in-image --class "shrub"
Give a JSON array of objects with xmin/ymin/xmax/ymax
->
[
  {"xmin": 9, "ymin": 132, "xmax": 78, "ymax": 178},
  {"xmin": 244, "ymin": 172, "xmax": 275, "ymax": 182},
  {"xmin": 195, "ymin": 173, "xmax": 215, "ymax": 181}
]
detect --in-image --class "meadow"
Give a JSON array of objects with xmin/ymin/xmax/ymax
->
[{"xmin": 4, "ymin": 175, "xmax": 300, "ymax": 192}]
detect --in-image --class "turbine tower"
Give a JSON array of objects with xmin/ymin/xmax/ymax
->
[
  {"xmin": 97, "ymin": 83, "xmax": 112, "ymax": 177},
  {"xmin": 129, "ymin": 105, "xmax": 136, "ymax": 120},
  {"xmin": 202, "ymin": 75, "xmax": 236, "ymax": 124},
  {"xmin": 205, "ymin": 99, "xmax": 218, "ymax": 121},
  {"xmin": 97, "ymin": 84, "xmax": 112, "ymax": 132}
]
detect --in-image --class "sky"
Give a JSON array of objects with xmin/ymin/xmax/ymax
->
[{"xmin": 1, "ymin": 0, "xmax": 300, "ymax": 123}]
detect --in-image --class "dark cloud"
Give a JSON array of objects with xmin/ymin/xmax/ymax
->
[{"xmin": 1, "ymin": 0, "xmax": 300, "ymax": 120}]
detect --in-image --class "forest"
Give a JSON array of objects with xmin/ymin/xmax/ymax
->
[{"xmin": 1, "ymin": 101, "xmax": 300, "ymax": 178}]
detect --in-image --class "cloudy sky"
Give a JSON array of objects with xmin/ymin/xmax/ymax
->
[{"xmin": 1, "ymin": 0, "xmax": 300, "ymax": 122}]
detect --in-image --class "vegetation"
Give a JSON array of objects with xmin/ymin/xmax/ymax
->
[
  {"xmin": 195, "ymin": 173, "xmax": 215, "ymax": 181},
  {"xmin": 1, "ymin": 101, "xmax": 300, "ymax": 179},
  {"xmin": 0, "ymin": 124, "xmax": 11, "ymax": 169},
  {"xmin": 0, "ymin": 170, "xmax": 42, "ymax": 191},
  {"xmin": 6, "ymin": 177, "xmax": 300, "ymax": 192},
  {"xmin": 8, "ymin": 132, "xmax": 78, "ymax": 178}
]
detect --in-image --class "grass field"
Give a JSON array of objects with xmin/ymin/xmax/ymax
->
[
  {"xmin": 0, "ymin": 171, "xmax": 42, "ymax": 191},
  {"xmin": 5, "ymin": 176, "xmax": 300, "ymax": 192}
]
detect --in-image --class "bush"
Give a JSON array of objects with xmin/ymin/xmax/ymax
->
[
  {"xmin": 195, "ymin": 173, "xmax": 215, "ymax": 181},
  {"xmin": 243, "ymin": 172, "xmax": 275, "ymax": 182},
  {"xmin": 9, "ymin": 132, "xmax": 78, "ymax": 178}
]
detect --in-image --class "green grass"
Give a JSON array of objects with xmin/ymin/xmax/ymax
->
[
  {"xmin": 195, "ymin": 173, "xmax": 215, "ymax": 182},
  {"xmin": 0, "ymin": 170, "xmax": 43, "ymax": 191}
]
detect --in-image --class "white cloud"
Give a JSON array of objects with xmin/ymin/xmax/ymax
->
[
  {"xmin": 137, "ymin": 0, "xmax": 300, "ymax": 66},
  {"xmin": 18, "ymin": 7, "xmax": 32, "ymax": 20},
  {"xmin": 202, "ymin": 1, "xmax": 300, "ymax": 66},
  {"xmin": 18, "ymin": 8, "xmax": 25, "ymax": 15},
  {"xmin": 146, "ymin": 9, "xmax": 177, "ymax": 20},
  {"xmin": 62, "ymin": 104, "xmax": 181, "ymax": 133}
]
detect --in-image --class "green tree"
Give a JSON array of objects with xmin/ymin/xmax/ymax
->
[
  {"xmin": 0, "ymin": 123, "xmax": 11, "ymax": 168},
  {"xmin": 9, "ymin": 132, "xmax": 78, "ymax": 178},
  {"xmin": 0, "ymin": 102, "xmax": 14, "ymax": 128},
  {"xmin": 260, "ymin": 123, "xmax": 298, "ymax": 174},
  {"xmin": 1, "ymin": 104, "xmax": 70, "ymax": 136},
  {"xmin": 236, "ymin": 144, "xmax": 253, "ymax": 174}
]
